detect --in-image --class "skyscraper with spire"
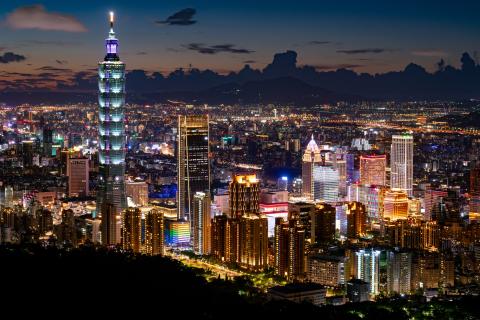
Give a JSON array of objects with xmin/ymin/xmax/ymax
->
[
  {"xmin": 302, "ymin": 135, "xmax": 321, "ymax": 200},
  {"xmin": 97, "ymin": 12, "xmax": 127, "ymax": 245}
]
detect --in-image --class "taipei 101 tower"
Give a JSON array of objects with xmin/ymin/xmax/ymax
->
[{"xmin": 97, "ymin": 12, "xmax": 127, "ymax": 245}]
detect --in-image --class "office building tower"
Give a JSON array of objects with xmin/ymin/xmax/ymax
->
[
  {"xmin": 346, "ymin": 201, "xmax": 367, "ymax": 239},
  {"xmin": 238, "ymin": 214, "xmax": 268, "ymax": 271},
  {"xmin": 302, "ymin": 135, "xmax": 322, "ymax": 200},
  {"xmin": 274, "ymin": 218, "xmax": 306, "ymax": 280},
  {"xmin": 125, "ymin": 179, "xmax": 149, "ymax": 207},
  {"xmin": 145, "ymin": 209, "xmax": 164, "ymax": 256},
  {"xmin": 165, "ymin": 219, "xmax": 190, "ymax": 246},
  {"xmin": 56, "ymin": 209, "xmax": 77, "ymax": 246},
  {"xmin": 424, "ymin": 189, "xmax": 447, "ymax": 221},
  {"xmin": 177, "ymin": 115, "xmax": 210, "ymax": 221},
  {"xmin": 383, "ymin": 189, "xmax": 409, "ymax": 221},
  {"xmin": 67, "ymin": 157, "xmax": 89, "ymax": 197},
  {"xmin": 386, "ymin": 250, "xmax": 412, "ymax": 295},
  {"xmin": 390, "ymin": 134, "xmax": 414, "ymax": 196},
  {"xmin": 288, "ymin": 202, "xmax": 315, "ymax": 240},
  {"xmin": 355, "ymin": 248, "xmax": 381, "ymax": 295},
  {"xmin": 470, "ymin": 163, "xmax": 480, "ymax": 220},
  {"xmin": 101, "ymin": 202, "xmax": 120, "ymax": 245},
  {"xmin": 98, "ymin": 12, "xmax": 127, "ymax": 245},
  {"xmin": 193, "ymin": 192, "xmax": 211, "ymax": 255},
  {"xmin": 122, "ymin": 207, "xmax": 141, "ymax": 253},
  {"xmin": 229, "ymin": 174, "xmax": 260, "ymax": 218},
  {"xmin": 311, "ymin": 203, "xmax": 336, "ymax": 244},
  {"xmin": 313, "ymin": 164, "xmax": 339, "ymax": 203},
  {"xmin": 307, "ymin": 254, "xmax": 346, "ymax": 287},
  {"xmin": 21, "ymin": 140, "xmax": 34, "ymax": 168},
  {"xmin": 43, "ymin": 128, "xmax": 53, "ymax": 157},
  {"xmin": 211, "ymin": 214, "xmax": 228, "ymax": 261},
  {"xmin": 359, "ymin": 155, "xmax": 386, "ymax": 186}
]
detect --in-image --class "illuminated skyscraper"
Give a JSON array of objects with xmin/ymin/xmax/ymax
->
[
  {"xmin": 313, "ymin": 165, "xmax": 339, "ymax": 203},
  {"xmin": 274, "ymin": 218, "xmax": 306, "ymax": 280},
  {"xmin": 383, "ymin": 189, "xmax": 409, "ymax": 221},
  {"xmin": 359, "ymin": 155, "xmax": 386, "ymax": 186},
  {"xmin": 302, "ymin": 135, "xmax": 322, "ymax": 200},
  {"xmin": 229, "ymin": 174, "xmax": 260, "ymax": 218},
  {"xmin": 193, "ymin": 192, "xmax": 211, "ymax": 255},
  {"xmin": 67, "ymin": 157, "xmax": 89, "ymax": 197},
  {"xmin": 98, "ymin": 12, "xmax": 127, "ymax": 245},
  {"xmin": 386, "ymin": 250, "xmax": 412, "ymax": 295},
  {"xmin": 469, "ymin": 163, "xmax": 480, "ymax": 220},
  {"xmin": 346, "ymin": 201, "xmax": 367, "ymax": 239},
  {"xmin": 311, "ymin": 203, "xmax": 336, "ymax": 244},
  {"xmin": 177, "ymin": 115, "xmax": 210, "ymax": 221},
  {"xmin": 355, "ymin": 248, "xmax": 381, "ymax": 295},
  {"xmin": 121, "ymin": 208, "xmax": 141, "ymax": 253},
  {"xmin": 390, "ymin": 134, "xmax": 414, "ymax": 196},
  {"xmin": 238, "ymin": 214, "xmax": 268, "ymax": 271},
  {"xmin": 145, "ymin": 209, "xmax": 164, "ymax": 256}
]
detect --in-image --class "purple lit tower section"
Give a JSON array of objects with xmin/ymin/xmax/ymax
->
[{"xmin": 97, "ymin": 12, "xmax": 127, "ymax": 245}]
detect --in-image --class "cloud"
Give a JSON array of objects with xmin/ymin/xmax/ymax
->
[
  {"xmin": 156, "ymin": 8, "xmax": 197, "ymax": 26},
  {"xmin": 243, "ymin": 60, "xmax": 256, "ymax": 64},
  {"xmin": 5, "ymin": 5, "xmax": 87, "ymax": 32},
  {"xmin": 36, "ymin": 66, "xmax": 72, "ymax": 72},
  {"xmin": 337, "ymin": 48, "xmax": 393, "ymax": 54},
  {"xmin": 183, "ymin": 43, "xmax": 254, "ymax": 55},
  {"xmin": 308, "ymin": 41, "xmax": 332, "ymax": 45},
  {"xmin": 412, "ymin": 50, "xmax": 448, "ymax": 57},
  {"xmin": 136, "ymin": 52, "xmax": 147, "ymax": 55},
  {"xmin": 0, "ymin": 52, "xmax": 26, "ymax": 64},
  {"xmin": 56, "ymin": 60, "xmax": 68, "ymax": 65},
  {"xmin": 22, "ymin": 40, "xmax": 80, "ymax": 46},
  {"xmin": 311, "ymin": 63, "xmax": 364, "ymax": 71}
]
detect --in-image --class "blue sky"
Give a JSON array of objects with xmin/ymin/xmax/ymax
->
[{"xmin": 0, "ymin": 0, "xmax": 479, "ymax": 79}]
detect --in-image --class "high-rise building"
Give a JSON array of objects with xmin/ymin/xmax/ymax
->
[
  {"xmin": 177, "ymin": 115, "xmax": 210, "ymax": 221},
  {"xmin": 121, "ymin": 207, "xmax": 141, "ymax": 253},
  {"xmin": 21, "ymin": 140, "xmax": 34, "ymax": 168},
  {"xmin": 355, "ymin": 248, "xmax": 381, "ymax": 295},
  {"xmin": 359, "ymin": 155, "xmax": 386, "ymax": 186},
  {"xmin": 308, "ymin": 254, "xmax": 346, "ymax": 287},
  {"xmin": 211, "ymin": 214, "xmax": 228, "ymax": 261},
  {"xmin": 98, "ymin": 12, "xmax": 127, "ymax": 245},
  {"xmin": 274, "ymin": 218, "xmax": 306, "ymax": 280},
  {"xmin": 229, "ymin": 174, "xmax": 260, "ymax": 218},
  {"xmin": 165, "ymin": 219, "xmax": 190, "ymax": 246},
  {"xmin": 386, "ymin": 250, "xmax": 412, "ymax": 295},
  {"xmin": 67, "ymin": 157, "xmax": 89, "ymax": 197},
  {"xmin": 346, "ymin": 201, "xmax": 367, "ymax": 239},
  {"xmin": 383, "ymin": 189, "xmax": 409, "ymax": 221},
  {"xmin": 469, "ymin": 163, "xmax": 480, "ymax": 220},
  {"xmin": 347, "ymin": 279, "xmax": 370, "ymax": 303},
  {"xmin": 390, "ymin": 134, "xmax": 414, "ymax": 196},
  {"xmin": 302, "ymin": 135, "xmax": 322, "ymax": 200},
  {"xmin": 126, "ymin": 179, "xmax": 149, "ymax": 206},
  {"xmin": 238, "ymin": 214, "xmax": 268, "ymax": 271},
  {"xmin": 145, "ymin": 209, "xmax": 164, "ymax": 256},
  {"xmin": 311, "ymin": 203, "xmax": 336, "ymax": 244},
  {"xmin": 313, "ymin": 164, "xmax": 339, "ymax": 203},
  {"xmin": 43, "ymin": 128, "xmax": 53, "ymax": 157},
  {"xmin": 193, "ymin": 192, "xmax": 211, "ymax": 255},
  {"xmin": 101, "ymin": 202, "xmax": 120, "ymax": 245}
]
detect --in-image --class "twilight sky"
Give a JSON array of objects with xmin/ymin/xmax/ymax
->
[{"xmin": 0, "ymin": 0, "xmax": 479, "ymax": 83}]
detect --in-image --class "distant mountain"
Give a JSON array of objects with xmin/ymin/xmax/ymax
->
[{"xmin": 1, "ymin": 50, "xmax": 480, "ymax": 104}]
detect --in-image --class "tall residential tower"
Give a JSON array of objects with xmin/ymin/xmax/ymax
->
[
  {"xmin": 98, "ymin": 12, "xmax": 127, "ymax": 245},
  {"xmin": 390, "ymin": 134, "xmax": 414, "ymax": 196}
]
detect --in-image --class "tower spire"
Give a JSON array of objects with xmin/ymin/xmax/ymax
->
[{"xmin": 110, "ymin": 11, "xmax": 114, "ymax": 30}]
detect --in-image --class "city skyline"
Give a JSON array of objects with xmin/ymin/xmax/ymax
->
[
  {"xmin": 0, "ymin": 1, "xmax": 480, "ymax": 95},
  {"xmin": 0, "ymin": 3, "xmax": 480, "ymax": 317}
]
